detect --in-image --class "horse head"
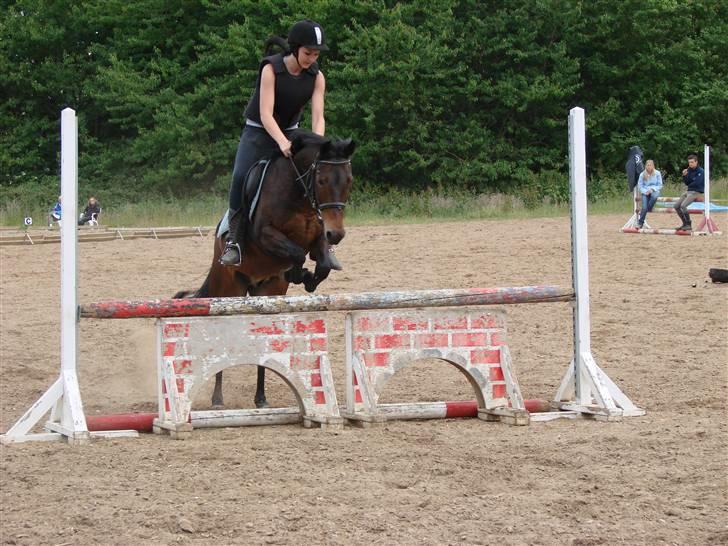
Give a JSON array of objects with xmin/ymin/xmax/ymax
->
[{"xmin": 291, "ymin": 133, "xmax": 356, "ymax": 245}]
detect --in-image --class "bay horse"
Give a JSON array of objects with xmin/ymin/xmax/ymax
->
[{"xmin": 175, "ymin": 130, "xmax": 355, "ymax": 408}]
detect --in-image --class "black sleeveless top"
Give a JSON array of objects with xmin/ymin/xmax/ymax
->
[{"xmin": 243, "ymin": 53, "xmax": 319, "ymax": 132}]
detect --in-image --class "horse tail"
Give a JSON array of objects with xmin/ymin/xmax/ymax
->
[
  {"xmin": 194, "ymin": 270, "xmax": 212, "ymax": 298},
  {"xmin": 173, "ymin": 270, "xmax": 212, "ymax": 300},
  {"xmin": 172, "ymin": 289, "xmax": 194, "ymax": 299},
  {"xmin": 264, "ymin": 36, "xmax": 289, "ymax": 56}
]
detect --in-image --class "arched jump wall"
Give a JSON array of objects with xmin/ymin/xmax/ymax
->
[
  {"xmin": 155, "ymin": 315, "xmax": 343, "ymax": 438},
  {"xmin": 344, "ymin": 308, "xmax": 528, "ymax": 426}
]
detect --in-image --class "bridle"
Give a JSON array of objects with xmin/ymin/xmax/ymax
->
[{"xmin": 288, "ymin": 156, "xmax": 351, "ymax": 221}]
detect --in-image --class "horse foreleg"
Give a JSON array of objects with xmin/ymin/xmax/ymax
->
[
  {"xmin": 303, "ymin": 236, "xmax": 336, "ymax": 293},
  {"xmin": 284, "ymin": 264, "xmax": 312, "ymax": 285},
  {"xmin": 212, "ymin": 371, "xmax": 224, "ymax": 408},
  {"xmin": 303, "ymin": 263, "xmax": 331, "ymax": 293},
  {"xmin": 258, "ymin": 225, "xmax": 307, "ymax": 266},
  {"xmin": 254, "ymin": 366, "xmax": 268, "ymax": 408},
  {"xmin": 310, "ymin": 232, "xmax": 343, "ymax": 271}
]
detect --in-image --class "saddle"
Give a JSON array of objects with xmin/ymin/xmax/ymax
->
[{"xmin": 216, "ymin": 159, "xmax": 272, "ymax": 238}]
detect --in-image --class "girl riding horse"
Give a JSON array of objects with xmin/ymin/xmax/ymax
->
[
  {"xmin": 221, "ymin": 19, "xmax": 338, "ymax": 269},
  {"xmin": 176, "ymin": 22, "xmax": 355, "ymax": 409}
]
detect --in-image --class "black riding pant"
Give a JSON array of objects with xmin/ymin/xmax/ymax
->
[{"xmin": 228, "ymin": 125, "xmax": 293, "ymax": 211}]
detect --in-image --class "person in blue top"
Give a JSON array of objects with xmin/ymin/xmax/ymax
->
[
  {"xmin": 673, "ymin": 153, "xmax": 705, "ymax": 231},
  {"xmin": 220, "ymin": 20, "xmax": 331, "ymax": 267},
  {"xmin": 49, "ymin": 196, "xmax": 62, "ymax": 227},
  {"xmin": 636, "ymin": 160, "xmax": 663, "ymax": 228}
]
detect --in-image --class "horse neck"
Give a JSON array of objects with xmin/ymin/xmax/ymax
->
[{"xmin": 291, "ymin": 147, "xmax": 319, "ymax": 173}]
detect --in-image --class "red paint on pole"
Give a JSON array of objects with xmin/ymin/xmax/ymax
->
[
  {"xmin": 444, "ymin": 399, "xmax": 550, "ymax": 418},
  {"xmin": 86, "ymin": 413, "xmax": 157, "ymax": 432},
  {"xmin": 445, "ymin": 400, "xmax": 477, "ymax": 418},
  {"xmin": 82, "ymin": 299, "xmax": 212, "ymax": 319}
]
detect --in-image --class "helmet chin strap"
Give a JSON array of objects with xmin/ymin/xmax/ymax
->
[{"xmin": 292, "ymin": 47, "xmax": 304, "ymax": 70}]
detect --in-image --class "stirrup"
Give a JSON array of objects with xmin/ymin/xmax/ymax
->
[{"xmin": 220, "ymin": 241, "xmax": 242, "ymax": 266}]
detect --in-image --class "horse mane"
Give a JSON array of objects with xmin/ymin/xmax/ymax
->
[{"xmin": 290, "ymin": 129, "xmax": 354, "ymax": 160}]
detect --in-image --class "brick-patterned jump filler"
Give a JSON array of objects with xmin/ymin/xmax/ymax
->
[
  {"xmin": 344, "ymin": 308, "xmax": 529, "ymax": 426},
  {"xmin": 0, "ymin": 107, "xmax": 645, "ymax": 446},
  {"xmin": 155, "ymin": 315, "xmax": 342, "ymax": 438}
]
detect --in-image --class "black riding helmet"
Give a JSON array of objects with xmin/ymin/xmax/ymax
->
[{"xmin": 287, "ymin": 20, "xmax": 328, "ymax": 51}]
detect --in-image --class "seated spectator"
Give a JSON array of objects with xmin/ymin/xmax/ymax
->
[
  {"xmin": 636, "ymin": 160, "xmax": 662, "ymax": 228},
  {"xmin": 49, "ymin": 196, "xmax": 62, "ymax": 228},
  {"xmin": 78, "ymin": 196, "xmax": 101, "ymax": 226},
  {"xmin": 673, "ymin": 153, "xmax": 704, "ymax": 232}
]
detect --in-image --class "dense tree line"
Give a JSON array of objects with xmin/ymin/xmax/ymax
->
[{"xmin": 1, "ymin": 0, "xmax": 726, "ymax": 204}]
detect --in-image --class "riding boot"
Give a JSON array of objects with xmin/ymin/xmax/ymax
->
[
  {"xmin": 220, "ymin": 208, "xmax": 247, "ymax": 266},
  {"xmin": 674, "ymin": 209, "xmax": 688, "ymax": 230}
]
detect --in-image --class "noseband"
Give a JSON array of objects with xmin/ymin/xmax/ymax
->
[{"xmin": 289, "ymin": 156, "xmax": 351, "ymax": 220}]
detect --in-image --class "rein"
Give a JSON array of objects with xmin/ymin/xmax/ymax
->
[{"xmin": 288, "ymin": 156, "xmax": 351, "ymax": 220}]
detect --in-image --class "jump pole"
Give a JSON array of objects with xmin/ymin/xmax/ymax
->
[
  {"xmin": 79, "ymin": 285, "xmax": 574, "ymax": 319},
  {"xmin": 85, "ymin": 399, "xmax": 553, "ymax": 433}
]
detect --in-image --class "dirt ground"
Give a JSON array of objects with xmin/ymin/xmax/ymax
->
[{"xmin": 1, "ymin": 213, "xmax": 726, "ymax": 546}]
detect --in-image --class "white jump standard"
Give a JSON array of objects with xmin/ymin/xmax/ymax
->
[{"xmin": 0, "ymin": 106, "xmax": 644, "ymax": 445}]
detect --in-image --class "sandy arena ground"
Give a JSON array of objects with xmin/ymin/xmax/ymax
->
[{"xmin": 1, "ymin": 213, "xmax": 727, "ymax": 545}]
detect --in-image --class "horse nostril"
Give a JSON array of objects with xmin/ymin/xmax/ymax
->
[{"xmin": 326, "ymin": 230, "xmax": 344, "ymax": 245}]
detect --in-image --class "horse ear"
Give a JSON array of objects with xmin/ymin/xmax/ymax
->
[
  {"xmin": 320, "ymin": 139, "xmax": 333, "ymax": 157},
  {"xmin": 342, "ymin": 138, "xmax": 356, "ymax": 158}
]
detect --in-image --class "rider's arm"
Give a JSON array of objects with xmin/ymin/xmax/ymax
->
[
  {"xmin": 311, "ymin": 71, "xmax": 326, "ymax": 136},
  {"xmin": 259, "ymin": 64, "xmax": 292, "ymax": 156}
]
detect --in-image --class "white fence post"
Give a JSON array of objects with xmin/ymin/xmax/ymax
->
[
  {"xmin": 704, "ymin": 144, "xmax": 710, "ymax": 222},
  {"xmin": 568, "ymin": 107, "xmax": 591, "ymax": 404},
  {"xmin": 560, "ymin": 106, "xmax": 644, "ymax": 419}
]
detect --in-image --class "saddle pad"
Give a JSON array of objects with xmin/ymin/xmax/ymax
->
[
  {"xmin": 245, "ymin": 160, "xmax": 272, "ymax": 222},
  {"xmin": 215, "ymin": 159, "xmax": 272, "ymax": 239}
]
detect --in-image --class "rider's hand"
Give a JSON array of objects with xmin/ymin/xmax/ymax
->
[{"xmin": 279, "ymin": 139, "xmax": 292, "ymax": 158}]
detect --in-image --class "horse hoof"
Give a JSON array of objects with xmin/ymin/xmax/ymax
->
[
  {"xmin": 211, "ymin": 404, "xmax": 225, "ymax": 410},
  {"xmin": 255, "ymin": 399, "xmax": 269, "ymax": 409}
]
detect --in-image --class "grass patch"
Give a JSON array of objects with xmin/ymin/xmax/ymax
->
[{"xmin": 2, "ymin": 177, "xmax": 726, "ymax": 228}]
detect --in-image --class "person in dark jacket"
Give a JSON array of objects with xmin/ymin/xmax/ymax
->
[
  {"xmin": 220, "ymin": 20, "xmax": 333, "ymax": 267},
  {"xmin": 78, "ymin": 196, "xmax": 101, "ymax": 225},
  {"xmin": 673, "ymin": 154, "xmax": 704, "ymax": 231}
]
